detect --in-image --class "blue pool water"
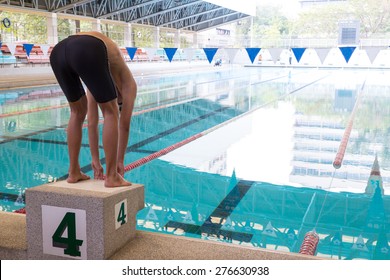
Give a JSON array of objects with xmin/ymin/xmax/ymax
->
[{"xmin": 1, "ymin": 66, "xmax": 389, "ymax": 260}]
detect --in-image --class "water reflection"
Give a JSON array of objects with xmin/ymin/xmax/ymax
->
[
  {"xmin": 134, "ymin": 159, "xmax": 390, "ymax": 260},
  {"xmin": 1, "ymin": 67, "xmax": 390, "ymax": 259}
]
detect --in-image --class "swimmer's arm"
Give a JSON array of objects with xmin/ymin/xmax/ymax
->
[{"xmin": 86, "ymin": 90, "xmax": 104, "ymax": 179}]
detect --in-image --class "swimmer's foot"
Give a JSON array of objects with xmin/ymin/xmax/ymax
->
[
  {"xmin": 105, "ymin": 173, "xmax": 132, "ymax": 188},
  {"xmin": 67, "ymin": 172, "xmax": 90, "ymax": 183}
]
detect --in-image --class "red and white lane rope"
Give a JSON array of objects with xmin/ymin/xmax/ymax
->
[
  {"xmin": 121, "ymin": 73, "xmax": 332, "ymax": 173},
  {"xmin": 123, "ymin": 134, "xmax": 203, "ymax": 172},
  {"xmin": 299, "ymin": 230, "xmax": 320, "ymax": 256},
  {"xmin": 122, "ymin": 105, "xmax": 263, "ymax": 173},
  {"xmin": 332, "ymin": 82, "xmax": 365, "ymax": 169},
  {"xmin": 332, "ymin": 115, "xmax": 355, "ymax": 169},
  {"xmin": 0, "ymin": 104, "xmax": 68, "ymax": 118}
]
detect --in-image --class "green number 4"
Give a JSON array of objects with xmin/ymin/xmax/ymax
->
[
  {"xmin": 117, "ymin": 202, "xmax": 127, "ymax": 226},
  {"xmin": 52, "ymin": 212, "xmax": 83, "ymax": 257}
]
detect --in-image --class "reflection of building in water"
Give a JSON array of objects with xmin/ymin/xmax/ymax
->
[
  {"xmin": 334, "ymin": 89, "xmax": 356, "ymax": 112},
  {"xmin": 206, "ymin": 152, "xmax": 227, "ymax": 175},
  {"xmin": 290, "ymin": 115, "xmax": 390, "ymax": 193}
]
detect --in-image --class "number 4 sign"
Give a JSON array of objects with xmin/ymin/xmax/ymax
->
[
  {"xmin": 42, "ymin": 205, "xmax": 87, "ymax": 259},
  {"xmin": 115, "ymin": 199, "xmax": 128, "ymax": 229}
]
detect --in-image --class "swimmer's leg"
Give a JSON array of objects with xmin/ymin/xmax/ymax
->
[{"xmin": 67, "ymin": 95, "xmax": 90, "ymax": 183}]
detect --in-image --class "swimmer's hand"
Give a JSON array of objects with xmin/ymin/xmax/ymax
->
[{"xmin": 92, "ymin": 161, "xmax": 104, "ymax": 180}]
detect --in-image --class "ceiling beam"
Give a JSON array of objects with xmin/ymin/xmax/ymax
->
[{"xmin": 52, "ymin": 0, "xmax": 95, "ymax": 13}]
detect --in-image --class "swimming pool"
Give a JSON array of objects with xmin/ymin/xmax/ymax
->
[{"xmin": 1, "ymin": 66, "xmax": 389, "ymax": 260}]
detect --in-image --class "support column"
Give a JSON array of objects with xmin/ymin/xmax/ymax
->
[
  {"xmin": 174, "ymin": 29, "xmax": 180, "ymax": 48},
  {"xmin": 124, "ymin": 23, "xmax": 133, "ymax": 47},
  {"xmin": 92, "ymin": 19, "xmax": 101, "ymax": 32},
  {"xmin": 46, "ymin": 13, "xmax": 58, "ymax": 45},
  {"xmin": 153, "ymin": 26, "xmax": 160, "ymax": 48},
  {"xmin": 192, "ymin": 32, "xmax": 198, "ymax": 48}
]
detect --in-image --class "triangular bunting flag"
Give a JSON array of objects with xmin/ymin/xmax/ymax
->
[
  {"xmin": 352, "ymin": 234, "xmax": 368, "ymax": 252},
  {"xmin": 40, "ymin": 44, "xmax": 51, "ymax": 56},
  {"xmin": 363, "ymin": 46, "xmax": 383, "ymax": 63},
  {"xmin": 184, "ymin": 48, "xmax": 196, "ymax": 62},
  {"xmin": 145, "ymin": 48, "xmax": 157, "ymax": 61},
  {"xmin": 224, "ymin": 48, "xmax": 239, "ymax": 63},
  {"xmin": 23, "ymin": 43, "xmax": 34, "ymax": 57},
  {"xmin": 221, "ymin": 217, "xmax": 235, "ymax": 231},
  {"xmin": 245, "ymin": 47, "xmax": 261, "ymax": 64},
  {"xmin": 374, "ymin": 231, "xmax": 390, "ymax": 260},
  {"xmin": 262, "ymin": 221, "xmax": 277, "ymax": 237},
  {"xmin": 203, "ymin": 48, "xmax": 218, "ymax": 63},
  {"xmin": 268, "ymin": 48, "xmax": 283, "ymax": 63},
  {"xmin": 292, "ymin": 47, "xmax": 306, "ymax": 63},
  {"xmin": 183, "ymin": 211, "xmax": 195, "ymax": 224},
  {"xmin": 146, "ymin": 207, "xmax": 158, "ymax": 221},
  {"xmin": 331, "ymin": 231, "xmax": 342, "ymax": 246},
  {"xmin": 7, "ymin": 43, "xmax": 16, "ymax": 56},
  {"xmin": 126, "ymin": 47, "xmax": 137, "ymax": 60},
  {"xmin": 164, "ymin": 209, "xmax": 175, "ymax": 221},
  {"xmin": 243, "ymin": 220, "xmax": 253, "ymax": 232},
  {"xmin": 287, "ymin": 228, "xmax": 297, "ymax": 240},
  {"xmin": 164, "ymin": 47, "xmax": 177, "ymax": 62},
  {"xmin": 339, "ymin": 46, "xmax": 356, "ymax": 63},
  {"xmin": 14, "ymin": 191, "xmax": 24, "ymax": 206},
  {"xmin": 314, "ymin": 48, "xmax": 331, "ymax": 64}
]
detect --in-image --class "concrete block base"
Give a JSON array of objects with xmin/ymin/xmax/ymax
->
[{"xmin": 25, "ymin": 179, "xmax": 144, "ymax": 260}]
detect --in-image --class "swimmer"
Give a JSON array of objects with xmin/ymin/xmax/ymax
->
[{"xmin": 50, "ymin": 31, "xmax": 137, "ymax": 188}]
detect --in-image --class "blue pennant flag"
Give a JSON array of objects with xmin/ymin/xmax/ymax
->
[
  {"xmin": 164, "ymin": 47, "xmax": 178, "ymax": 62},
  {"xmin": 245, "ymin": 47, "xmax": 261, "ymax": 64},
  {"xmin": 292, "ymin": 47, "xmax": 306, "ymax": 63},
  {"xmin": 23, "ymin": 43, "xmax": 34, "ymax": 57},
  {"xmin": 0, "ymin": 42, "xmax": 2, "ymax": 49},
  {"xmin": 125, "ymin": 47, "xmax": 137, "ymax": 60},
  {"xmin": 339, "ymin": 46, "xmax": 356, "ymax": 63},
  {"xmin": 203, "ymin": 48, "xmax": 218, "ymax": 63}
]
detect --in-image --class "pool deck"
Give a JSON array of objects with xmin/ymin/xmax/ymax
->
[
  {"xmin": 0, "ymin": 61, "xmax": 227, "ymax": 90},
  {"xmin": 0, "ymin": 211, "xmax": 319, "ymax": 260},
  {"xmin": 0, "ymin": 61, "xmax": 321, "ymax": 260}
]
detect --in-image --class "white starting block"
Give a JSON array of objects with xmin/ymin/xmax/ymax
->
[{"xmin": 25, "ymin": 179, "xmax": 144, "ymax": 260}]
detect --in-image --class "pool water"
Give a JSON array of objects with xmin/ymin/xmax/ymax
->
[{"xmin": 1, "ymin": 66, "xmax": 389, "ymax": 260}]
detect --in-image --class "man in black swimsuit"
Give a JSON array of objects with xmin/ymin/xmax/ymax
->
[{"xmin": 50, "ymin": 32, "xmax": 137, "ymax": 188}]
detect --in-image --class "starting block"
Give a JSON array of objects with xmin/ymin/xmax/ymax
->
[{"xmin": 25, "ymin": 179, "xmax": 144, "ymax": 260}]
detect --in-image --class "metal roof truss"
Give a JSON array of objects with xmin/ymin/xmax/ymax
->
[{"xmin": 1, "ymin": 0, "xmax": 250, "ymax": 31}]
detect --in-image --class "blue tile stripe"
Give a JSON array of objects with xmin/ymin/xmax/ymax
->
[{"xmin": 164, "ymin": 180, "xmax": 255, "ymax": 242}]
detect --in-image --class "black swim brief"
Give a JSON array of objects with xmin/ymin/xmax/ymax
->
[{"xmin": 50, "ymin": 35, "xmax": 117, "ymax": 103}]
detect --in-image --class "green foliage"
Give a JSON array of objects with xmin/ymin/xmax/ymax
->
[
  {"xmin": 236, "ymin": 0, "xmax": 390, "ymax": 43},
  {"xmin": 100, "ymin": 23, "xmax": 125, "ymax": 46},
  {"xmin": 57, "ymin": 18, "xmax": 93, "ymax": 41},
  {"xmin": 132, "ymin": 26, "xmax": 154, "ymax": 47},
  {"xmin": 237, "ymin": 5, "xmax": 289, "ymax": 38},
  {"xmin": 0, "ymin": 11, "xmax": 47, "ymax": 43},
  {"xmin": 348, "ymin": 0, "xmax": 390, "ymax": 37}
]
